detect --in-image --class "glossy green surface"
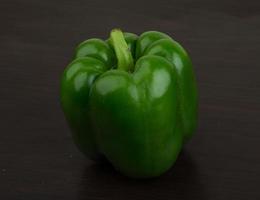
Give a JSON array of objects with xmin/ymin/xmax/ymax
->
[
  {"xmin": 60, "ymin": 29, "xmax": 198, "ymax": 178},
  {"xmin": 144, "ymin": 38, "xmax": 198, "ymax": 141}
]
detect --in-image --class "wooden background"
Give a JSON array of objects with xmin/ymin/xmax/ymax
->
[{"xmin": 1, "ymin": 0, "xmax": 260, "ymax": 199}]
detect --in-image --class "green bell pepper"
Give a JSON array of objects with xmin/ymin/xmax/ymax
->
[{"xmin": 60, "ymin": 29, "xmax": 198, "ymax": 178}]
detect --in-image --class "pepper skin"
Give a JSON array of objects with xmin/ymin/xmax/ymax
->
[{"xmin": 60, "ymin": 29, "xmax": 198, "ymax": 178}]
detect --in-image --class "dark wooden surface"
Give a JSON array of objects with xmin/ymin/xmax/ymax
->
[{"xmin": 1, "ymin": 0, "xmax": 260, "ymax": 199}]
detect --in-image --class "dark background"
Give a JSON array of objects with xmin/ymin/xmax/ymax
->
[{"xmin": 1, "ymin": 0, "xmax": 260, "ymax": 199}]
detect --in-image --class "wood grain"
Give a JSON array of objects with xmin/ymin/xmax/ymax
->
[{"xmin": 1, "ymin": 0, "xmax": 260, "ymax": 199}]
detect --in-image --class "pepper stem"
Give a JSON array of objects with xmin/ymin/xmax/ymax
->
[{"xmin": 110, "ymin": 29, "xmax": 134, "ymax": 72}]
